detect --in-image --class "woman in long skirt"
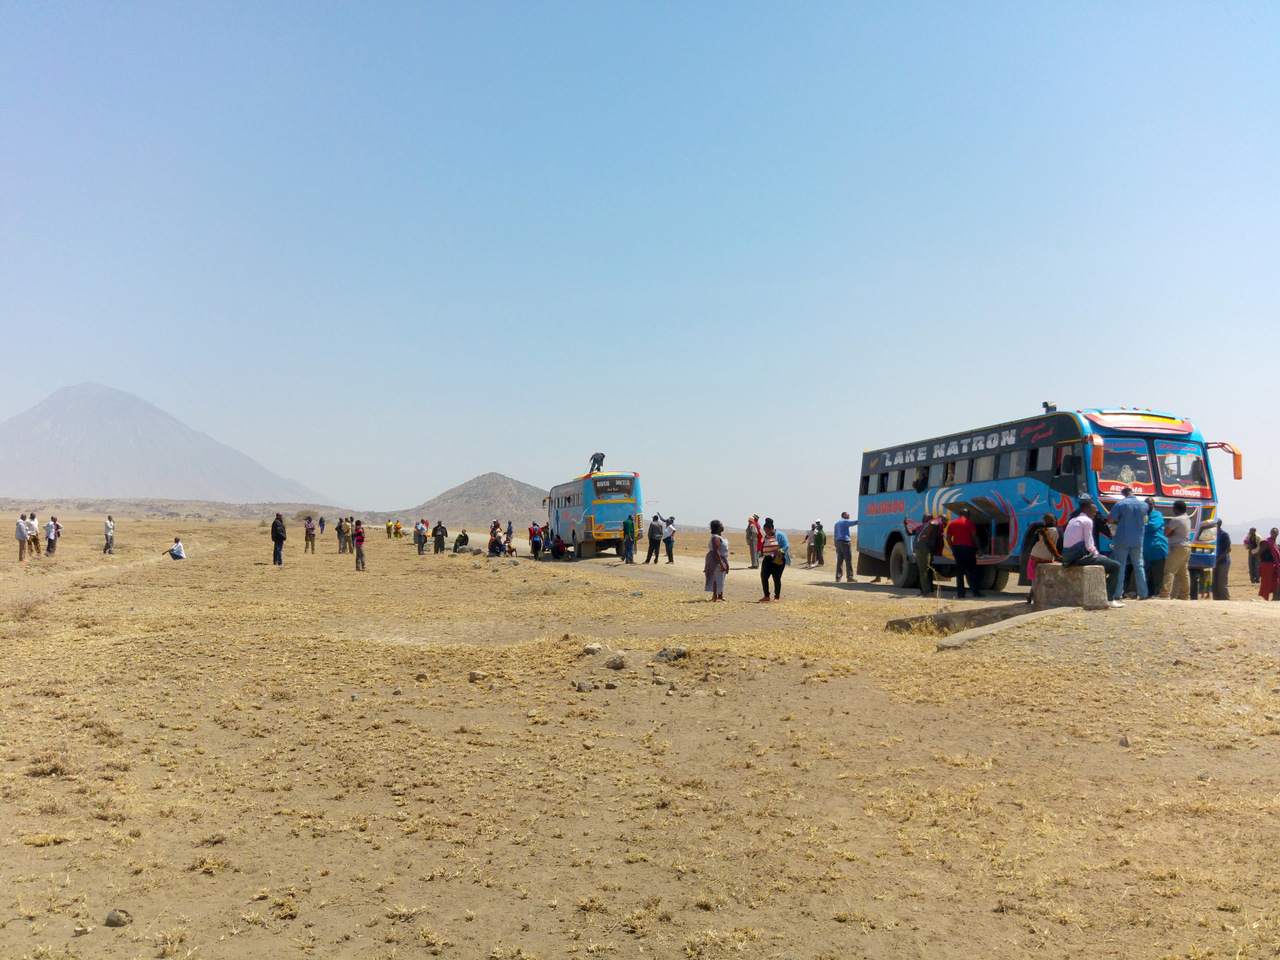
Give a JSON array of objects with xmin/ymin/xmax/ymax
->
[
  {"xmin": 704, "ymin": 521, "xmax": 729, "ymax": 601},
  {"xmin": 1260, "ymin": 528, "xmax": 1280, "ymax": 600}
]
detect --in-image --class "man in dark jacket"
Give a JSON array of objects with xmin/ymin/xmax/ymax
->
[
  {"xmin": 432, "ymin": 521, "xmax": 448, "ymax": 554},
  {"xmin": 644, "ymin": 515, "xmax": 664, "ymax": 564},
  {"xmin": 271, "ymin": 513, "xmax": 287, "ymax": 566}
]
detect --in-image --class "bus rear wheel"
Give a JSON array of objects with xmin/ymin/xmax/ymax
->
[
  {"xmin": 981, "ymin": 568, "xmax": 1010, "ymax": 592},
  {"xmin": 889, "ymin": 541, "xmax": 919, "ymax": 589}
]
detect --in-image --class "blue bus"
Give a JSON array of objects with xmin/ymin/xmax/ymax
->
[
  {"xmin": 545, "ymin": 471, "xmax": 643, "ymax": 559},
  {"xmin": 857, "ymin": 407, "xmax": 1242, "ymax": 591}
]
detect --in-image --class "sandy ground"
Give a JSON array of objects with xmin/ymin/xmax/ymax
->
[{"xmin": 3, "ymin": 518, "xmax": 1280, "ymax": 960}]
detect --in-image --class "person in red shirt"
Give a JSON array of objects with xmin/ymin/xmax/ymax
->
[{"xmin": 944, "ymin": 507, "xmax": 984, "ymax": 599}]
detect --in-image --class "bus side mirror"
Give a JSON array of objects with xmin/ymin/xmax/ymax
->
[
  {"xmin": 1234, "ymin": 452, "xmax": 1243, "ymax": 480},
  {"xmin": 1089, "ymin": 438, "xmax": 1105, "ymax": 473}
]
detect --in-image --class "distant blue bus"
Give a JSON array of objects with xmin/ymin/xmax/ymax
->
[
  {"xmin": 857, "ymin": 408, "xmax": 1242, "ymax": 591},
  {"xmin": 545, "ymin": 471, "xmax": 643, "ymax": 559}
]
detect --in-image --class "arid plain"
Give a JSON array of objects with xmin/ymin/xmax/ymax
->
[{"xmin": 3, "ymin": 517, "xmax": 1280, "ymax": 960}]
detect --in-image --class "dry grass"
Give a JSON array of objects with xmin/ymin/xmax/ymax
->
[{"xmin": 1, "ymin": 517, "xmax": 1278, "ymax": 959}]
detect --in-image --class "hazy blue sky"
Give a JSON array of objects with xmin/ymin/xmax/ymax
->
[{"xmin": 2, "ymin": 3, "xmax": 1277, "ymax": 526}]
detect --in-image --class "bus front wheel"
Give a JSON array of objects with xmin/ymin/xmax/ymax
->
[
  {"xmin": 889, "ymin": 541, "xmax": 919, "ymax": 589},
  {"xmin": 981, "ymin": 568, "xmax": 1010, "ymax": 593}
]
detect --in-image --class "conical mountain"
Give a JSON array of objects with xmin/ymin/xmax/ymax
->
[
  {"xmin": 0, "ymin": 383, "xmax": 323, "ymax": 503},
  {"xmin": 396, "ymin": 473, "xmax": 548, "ymax": 528}
]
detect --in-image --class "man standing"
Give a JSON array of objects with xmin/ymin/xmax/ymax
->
[
  {"xmin": 26, "ymin": 512, "xmax": 41, "ymax": 557},
  {"xmin": 944, "ymin": 507, "xmax": 983, "ymax": 599},
  {"xmin": 103, "ymin": 515, "xmax": 115, "ymax": 555},
  {"xmin": 662, "ymin": 515, "xmax": 676, "ymax": 564},
  {"xmin": 644, "ymin": 515, "xmax": 664, "ymax": 564},
  {"xmin": 44, "ymin": 516, "xmax": 59, "ymax": 556},
  {"xmin": 1161, "ymin": 500, "xmax": 1193, "ymax": 600},
  {"xmin": 386, "ymin": 519, "xmax": 394, "ymax": 539},
  {"xmin": 271, "ymin": 512, "xmax": 287, "ymax": 566},
  {"xmin": 1210, "ymin": 520, "xmax": 1231, "ymax": 600},
  {"xmin": 414, "ymin": 518, "xmax": 428, "ymax": 555},
  {"xmin": 833, "ymin": 511, "xmax": 857, "ymax": 583},
  {"xmin": 622, "ymin": 513, "xmax": 636, "ymax": 564},
  {"xmin": 1061, "ymin": 501, "xmax": 1124, "ymax": 606},
  {"xmin": 432, "ymin": 520, "xmax": 448, "ymax": 554},
  {"xmin": 353, "ymin": 520, "xmax": 366, "ymax": 571},
  {"xmin": 16, "ymin": 514, "xmax": 29, "ymax": 561},
  {"xmin": 746, "ymin": 516, "xmax": 761, "ymax": 569},
  {"xmin": 336, "ymin": 517, "xmax": 348, "ymax": 553},
  {"xmin": 528, "ymin": 521, "xmax": 543, "ymax": 559},
  {"xmin": 1107, "ymin": 487, "xmax": 1149, "ymax": 601},
  {"xmin": 1245, "ymin": 528, "xmax": 1262, "ymax": 584},
  {"xmin": 304, "ymin": 516, "xmax": 317, "ymax": 554}
]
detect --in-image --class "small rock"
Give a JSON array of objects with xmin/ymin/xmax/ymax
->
[
  {"xmin": 584, "ymin": 581, "xmax": 591, "ymax": 585},
  {"xmin": 471, "ymin": 548, "xmax": 483, "ymax": 556},
  {"xmin": 668, "ymin": 682, "xmax": 677, "ymax": 692},
  {"xmin": 472, "ymin": 561, "xmax": 483, "ymax": 569},
  {"xmin": 604, "ymin": 681, "xmax": 617, "ymax": 690},
  {"xmin": 104, "ymin": 909, "xmax": 132, "ymax": 928},
  {"xmin": 350, "ymin": 694, "xmax": 358, "ymax": 701},
  {"xmin": 468, "ymin": 670, "xmax": 489, "ymax": 682},
  {"xmin": 666, "ymin": 689, "xmax": 675, "ymax": 696},
  {"xmin": 1198, "ymin": 772, "xmax": 1210, "ymax": 782},
  {"xmin": 527, "ymin": 709, "xmax": 539, "ymax": 718},
  {"xmin": 604, "ymin": 655, "xmax": 626, "ymax": 670},
  {"xmin": 1119, "ymin": 734, "xmax": 1130, "ymax": 748},
  {"xmin": 654, "ymin": 647, "xmax": 688, "ymax": 663},
  {"xmin": 73, "ymin": 922, "xmax": 92, "ymax": 936},
  {"xmin": 508, "ymin": 559, "xmax": 519, "ymax": 566},
  {"xmin": 414, "ymin": 673, "xmax": 429, "ymax": 681},
  {"xmin": 582, "ymin": 740, "xmax": 594, "ymax": 750},
  {"xmin": 715, "ymin": 688, "xmax": 726, "ymax": 697},
  {"xmin": 575, "ymin": 681, "xmax": 593, "ymax": 693},
  {"xmin": 630, "ymin": 590, "xmax": 644, "ymax": 597},
  {"xmin": 583, "ymin": 643, "xmax": 604, "ymax": 656},
  {"xmin": 652, "ymin": 676, "xmax": 668, "ymax": 685},
  {"xmin": 392, "ymin": 688, "xmax": 402, "ymax": 696}
]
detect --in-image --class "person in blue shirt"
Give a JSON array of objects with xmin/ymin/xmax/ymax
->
[
  {"xmin": 832, "ymin": 512, "xmax": 858, "ymax": 583},
  {"xmin": 1211, "ymin": 521, "xmax": 1231, "ymax": 600},
  {"xmin": 1141, "ymin": 498, "xmax": 1167, "ymax": 598},
  {"xmin": 1107, "ymin": 487, "xmax": 1150, "ymax": 600}
]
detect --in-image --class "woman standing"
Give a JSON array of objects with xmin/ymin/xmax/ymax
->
[
  {"xmin": 1245, "ymin": 528, "xmax": 1262, "ymax": 584},
  {"xmin": 813, "ymin": 522, "xmax": 826, "ymax": 567},
  {"xmin": 1259, "ymin": 528, "xmax": 1280, "ymax": 601},
  {"xmin": 1142, "ymin": 498, "xmax": 1168, "ymax": 599},
  {"xmin": 704, "ymin": 520, "xmax": 730, "ymax": 601},
  {"xmin": 758, "ymin": 518, "xmax": 791, "ymax": 602},
  {"xmin": 353, "ymin": 520, "xmax": 366, "ymax": 571}
]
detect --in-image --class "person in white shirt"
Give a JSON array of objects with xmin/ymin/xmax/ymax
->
[
  {"xmin": 43, "ymin": 517, "xmax": 59, "ymax": 555},
  {"xmin": 1060, "ymin": 501, "xmax": 1124, "ymax": 607},
  {"xmin": 26, "ymin": 513, "xmax": 41, "ymax": 557},
  {"xmin": 662, "ymin": 515, "xmax": 676, "ymax": 563},
  {"xmin": 103, "ymin": 515, "xmax": 115, "ymax": 555},
  {"xmin": 163, "ymin": 537, "xmax": 186, "ymax": 560}
]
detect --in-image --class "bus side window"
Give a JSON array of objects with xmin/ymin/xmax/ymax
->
[
  {"xmin": 953, "ymin": 460, "xmax": 971, "ymax": 484},
  {"xmin": 1028, "ymin": 446, "xmax": 1053, "ymax": 473},
  {"xmin": 973, "ymin": 455, "xmax": 995, "ymax": 482},
  {"xmin": 859, "ymin": 475, "xmax": 870, "ymax": 496},
  {"xmin": 912, "ymin": 468, "xmax": 929, "ymax": 492},
  {"xmin": 886, "ymin": 470, "xmax": 902, "ymax": 493},
  {"xmin": 1001, "ymin": 450, "xmax": 1027, "ymax": 478},
  {"xmin": 928, "ymin": 463, "xmax": 946, "ymax": 487},
  {"xmin": 877, "ymin": 473, "xmax": 889, "ymax": 493}
]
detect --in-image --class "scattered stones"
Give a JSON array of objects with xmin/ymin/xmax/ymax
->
[
  {"xmin": 604, "ymin": 655, "xmax": 626, "ymax": 670},
  {"xmin": 652, "ymin": 676, "xmax": 667, "ymax": 685},
  {"xmin": 508, "ymin": 559, "xmax": 519, "ymax": 567},
  {"xmin": 104, "ymin": 909, "xmax": 132, "ymax": 928},
  {"xmin": 575, "ymin": 681, "xmax": 593, "ymax": 693},
  {"xmin": 654, "ymin": 647, "xmax": 688, "ymax": 663},
  {"xmin": 604, "ymin": 681, "xmax": 617, "ymax": 690},
  {"xmin": 468, "ymin": 671, "xmax": 489, "ymax": 683},
  {"xmin": 472, "ymin": 562, "xmax": 483, "ymax": 569},
  {"xmin": 1119, "ymin": 734, "xmax": 1130, "ymax": 747},
  {"xmin": 630, "ymin": 591, "xmax": 644, "ymax": 597},
  {"xmin": 583, "ymin": 643, "xmax": 604, "ymax": 656}
]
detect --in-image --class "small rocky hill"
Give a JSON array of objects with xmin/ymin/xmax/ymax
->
[{"xmin": 389, "ymin": 473, "xmax": 548, "ymax": 528}]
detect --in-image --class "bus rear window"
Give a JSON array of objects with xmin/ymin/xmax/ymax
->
[
  {"xmin": 1155, "ymin": 441, "xmax": 1210, "ymax": 498},
  {"xmin": 593, "ymin": 477, "xmax": 634, "ymax": 499},
  {"xmin": 1098, "ymin": 439, "xmax": 1155, "ymax": 496}
]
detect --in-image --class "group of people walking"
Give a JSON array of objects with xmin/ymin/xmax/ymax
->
[{"xmin": 13, "ymin": 512, "xmax": 60, "ymax": 560}]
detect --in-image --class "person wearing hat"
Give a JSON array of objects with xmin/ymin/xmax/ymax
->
[
  {"xmin": 746, "ymin": 516, "xmax": 761, "ymax": 569},
  {"xmin": 303, "ymin": 516, "xmax": 316, "ymax": 553},
  {"xmin": 813, "ymin": 521, "xmax": 826, "ymax": 567}
]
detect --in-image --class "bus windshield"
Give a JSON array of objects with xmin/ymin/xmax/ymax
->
[
  {"xmin": 1155, "ymin": 440, "xmax": 1211, "ymax": 499},
  {"xmin": 1097, "ymin": 439, "xmax": 1155, "ymax": 496},
  {"xmin": 593, "ymin": 476, "xmax": 634, "ymax": 499}
]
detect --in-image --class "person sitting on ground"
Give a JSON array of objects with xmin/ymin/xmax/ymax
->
[
  {"xmin": 551, "ymin": 535, "xmax": 566, "ymax": 559},
  {"xmin": 163, "ymin": 537, "xmax": 186, "ymax": 560},
  {"xmin": 1061, "ymin": 501, "xmax": 1123, "ymax": 607},
  {"xmin": 488, "ymin": 534, "xmax": 504, "ymax": 557},
  {"xmin": 453, "ymin": 529, "xmax": 470, "ymax": 553}
]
